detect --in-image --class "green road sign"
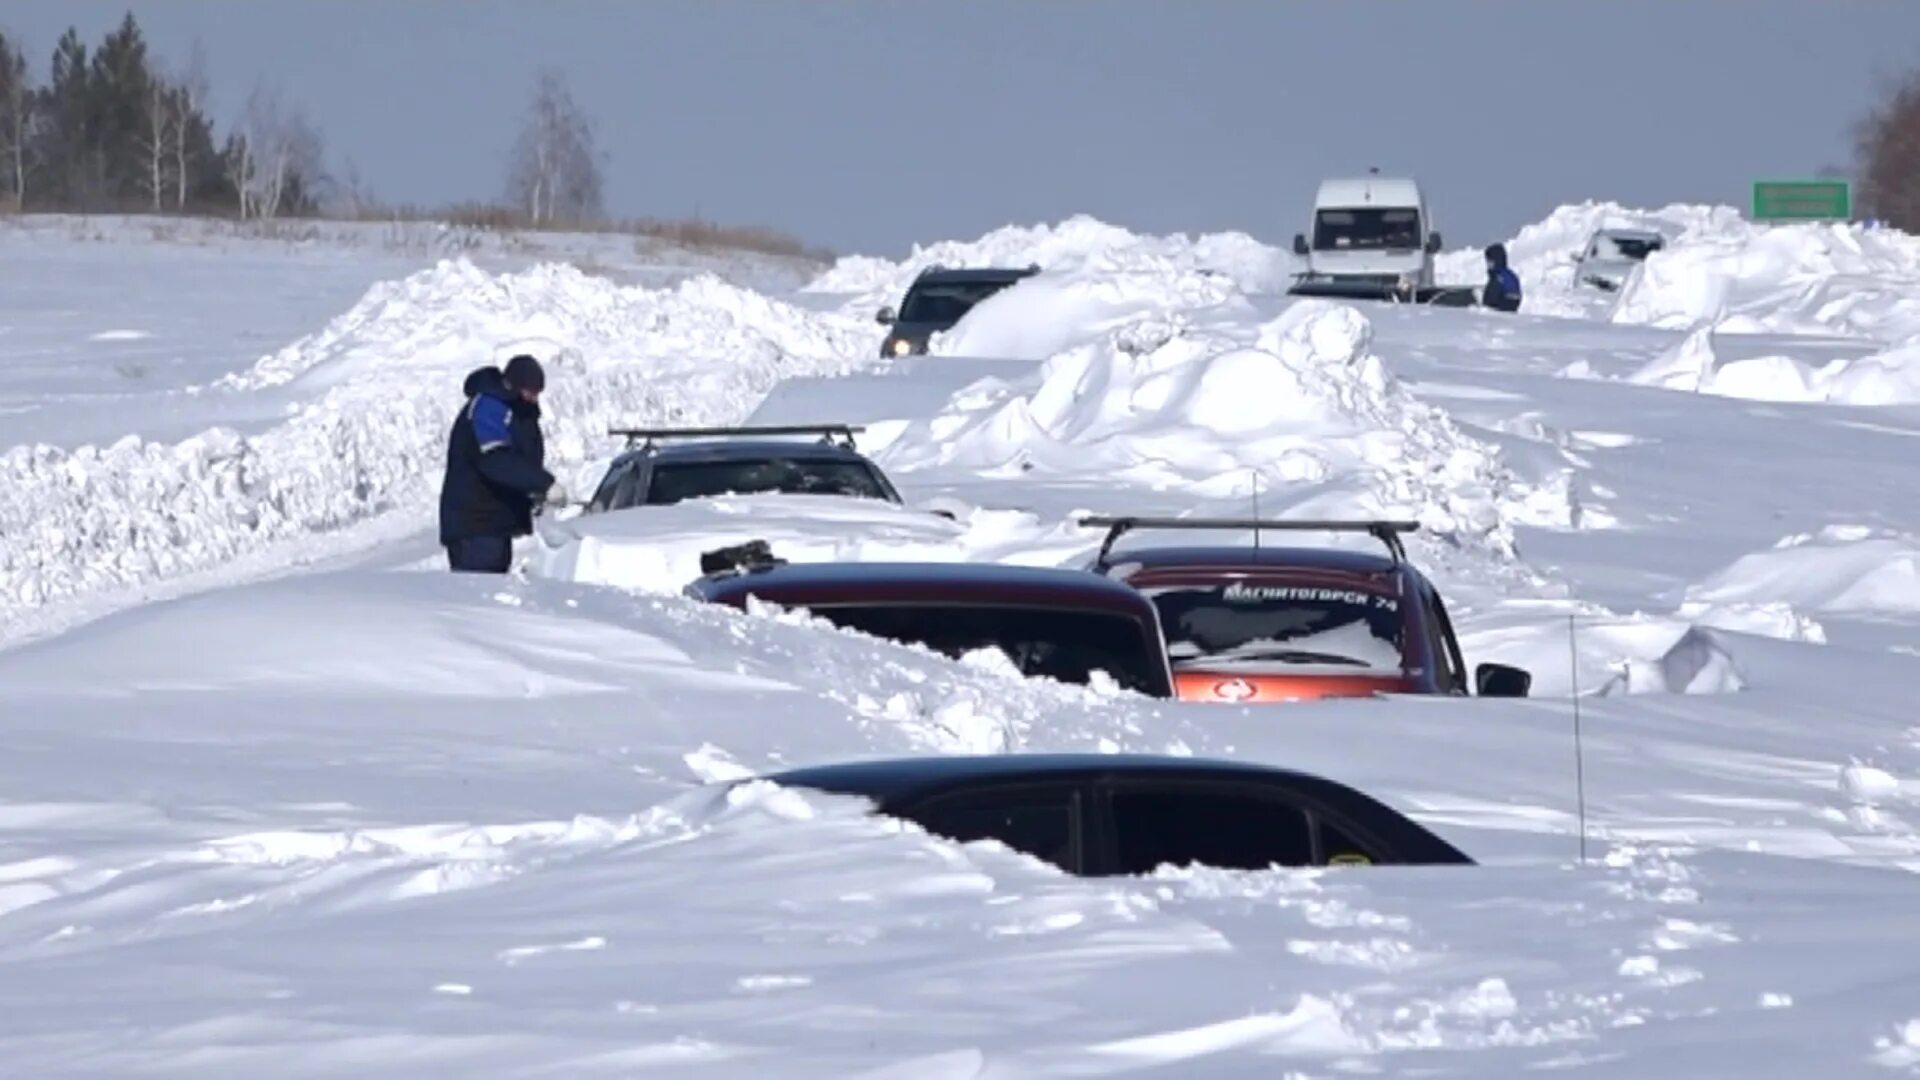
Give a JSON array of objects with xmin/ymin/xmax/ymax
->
[{"xmin": 1751, "ymin": 180, "xmax": 1851, "ymax": 221}]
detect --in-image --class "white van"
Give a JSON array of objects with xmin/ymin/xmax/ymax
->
[{"xmin": 1291, "ymin": 175, "xmax": 1442, "ymax": 294}]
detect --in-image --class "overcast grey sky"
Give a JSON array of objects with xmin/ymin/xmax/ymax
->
[{"xmin": 3, "ymin": 1, "xmax": 1916, "ymax": 254}]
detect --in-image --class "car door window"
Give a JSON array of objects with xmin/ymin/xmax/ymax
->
[
  {"xmin": 590, "ymin": 463, "xmax": 630, "ymax": 511},
  {"xmin": 1424, "ymin": 592, "xmax": 1468, "ymax": 693},
  {"xmin": 903, "ymin": 786, "xmax": 1079, "ymax": 872},
  {"xmin": 1315, "ymin": 815, "xmax": 1386, "ymax": 867},
  {"xmin": 612, "ymin": 463, "xmax": 650, "ymax": 509},
  {"xmin": 1106, "ymin": 785, "xmax": 1313, "ymax": 874}
]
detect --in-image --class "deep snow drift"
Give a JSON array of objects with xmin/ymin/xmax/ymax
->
[
  {"xmin": 7, "ymin": 206, "xmax": 1920, "ymax": 1075},
  {"xmin": 0, "ymin": 259, "xmax": 872, "ymax": 646}
]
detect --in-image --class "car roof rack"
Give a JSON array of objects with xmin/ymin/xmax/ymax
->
[
  {"xmin": 1077, "ymin": 516, "xmax": 1420, "ymax": 568},
  {"xmin": 608, "ymin": 424, "xmax": 864, "ymax": 452}
]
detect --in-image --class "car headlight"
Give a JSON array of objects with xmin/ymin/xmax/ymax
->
[{"xmin": 889, "ymin": 337, "xmax": 913, "ymax": 356}]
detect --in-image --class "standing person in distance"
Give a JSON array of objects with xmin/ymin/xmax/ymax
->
[
  {"xmin": 1482, "ymin": 243, "xmax": 1522, "ymax": 313},
  {"xmin": 438, "ymin": 353, "xmax": 561, "ymax": 573}
]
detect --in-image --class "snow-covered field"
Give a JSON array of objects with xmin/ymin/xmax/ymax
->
[{"xmin": 5, "ymin": 207, "xmax": 1920, "ymax": 1076}]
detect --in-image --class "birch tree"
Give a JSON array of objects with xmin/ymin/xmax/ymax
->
[
  {"xmin": 505, "ymin": 70, "xmax": 603, "ymax": 226},
  {"xmin": 229, "ymin": 82, "xmax": 324, "ymax": 219}
]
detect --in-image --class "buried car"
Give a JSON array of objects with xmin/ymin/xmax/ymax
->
[
  {"xmin": 758, "ymin": 753, "xmax": 1474, "ymax": 873},
  {"xmin": 875, "ymin": 264, "xmax": 1039, "ymax": 357},
  {"xmin": 584, "ymin": 425, "xmax": 905, "ymax": 513},
  {"xmin": 686, "ymin": 544, "xmax": 1175, "ymax": 698},
  {"xmin": 1573, "ymin": 227, "xmax": 1665, "ymax": 293},
  {"xmin": 1080, "ymin": 516, "xmax": 1532, "ymax": 704}
]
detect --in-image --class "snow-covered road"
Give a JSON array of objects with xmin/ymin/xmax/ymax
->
[{"xmin": 4, "ymin": 208, "xmax": 1920, "ymax": 1076}]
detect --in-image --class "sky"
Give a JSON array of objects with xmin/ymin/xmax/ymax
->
[{"xmin": 2, "ymin": 1, "xmax": 1917, "ymax": 256}]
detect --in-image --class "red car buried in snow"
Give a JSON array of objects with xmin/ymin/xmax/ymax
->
[{"xmin": 1079, "ymin": 517, "xmax": 1532, "ymax": 704}]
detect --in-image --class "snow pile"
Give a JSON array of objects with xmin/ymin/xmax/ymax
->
[
  {"xmin": 805, "ymin": 214, "xmax": 1291, "ymax": 312},
  {"xmin": 536, "ymin": 494, "xmax": 973, "ymax": 592},
  {"xmin": 1604, "ymin": 325, "xmax": 1920, "ymax": 406},
  {"xmin": 1609, "ymin": 219, "xmax": 1920, "ymax": 341},
  {"xmin": 1436, "ymin": 201, "xmax": 1740, "ymax": 317},
  {"xmin": 0, "ymin": 260, "xmax": 872, "ymax": 632},
  {"xmin": 1683, "ymin": 525, "xmax": 1920, "ymax": 618},
  {"xmin": 880, "ymin": 300, "xmax": 1560, "ymax": 555},
  {"xmin": 933, "ymin": 263, "xmax": 1245, "ymax": 361},
  {"xmin": 1437, "ymin": 201, "xmax": 1734, "ymax": 285}
]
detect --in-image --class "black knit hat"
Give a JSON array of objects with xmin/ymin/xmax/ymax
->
[{"xmin": 503, "ymin": 353, "xmax": 546, "ymax": 392}]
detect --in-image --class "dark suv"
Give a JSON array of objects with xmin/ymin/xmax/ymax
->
[
  {"xmin": 686, "ymin": 546, "xmax": 1175, "ymax": 697},
  {"xmin": 1081, "ymin": 516, "xmax": 1532, "ymax": 704},
  {"xmin": 584, "ymin": 425, "xmax": 903, "ymax": 514},
  {"xmin": 875, "ymin": 264, "xmax": 1039, "ymax": 357}
]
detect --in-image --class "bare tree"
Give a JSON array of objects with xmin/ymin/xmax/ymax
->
[
  {"xmin": 229, "ymin": 82, "xmax": 325, "ymax": 219},
  {"xmin": 1855, "ymin": 67, "xmax": 1920, "ymax": 232},
  {"xmin": 137, "ymin": 70, "xmax": 176, "ymax": 211},
  {"xmin": 172, "ymin": 39, "xmax": 208, "ymax": 209},
  {"xmin": 505, "ymin": 70, "xmax": 603, "ymax": 226}
]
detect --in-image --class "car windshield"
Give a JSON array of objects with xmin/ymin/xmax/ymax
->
[
  {"xmin": 1313, "ymin": 207, "xmax": 1421, "ymax": 252},
  {"xmin": 1594, "ymin": 234, "xmax": 1662, "ymax": 261},
  {"xmin": 1142, "ymin": 582, "xmax": 1404, "ymax": 671},
  {"xmin": 807, "ymin": 603, "xmax": 1167, "ymax": 696},
  {"xmin": 898, "ymin": 279, "xmax": 1019, "ymax": 324},
  {"xmin": 642, "ymin": 458, "xmax": 892, "ymax": 507}
]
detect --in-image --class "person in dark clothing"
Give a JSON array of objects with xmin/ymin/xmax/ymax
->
[
  {"xmin": 438, "ymin": 354, "xmax": 557, "ymax": 573},
  {"xmin": 1482, "ymin": 243, "xmax": 1522, "ymax": 313}
]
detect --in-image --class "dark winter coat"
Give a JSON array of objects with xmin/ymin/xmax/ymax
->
[
  {"xmin": 438, "ymin": 366, "xmax": 555, "ymax": 544},
  {"xmin": 1483, "ymin": 243, "xmax": 1522, "ymax": 313}
]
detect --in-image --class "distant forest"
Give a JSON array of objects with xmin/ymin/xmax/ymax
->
[{"xmin": 0, "ymin": 13, "xmax": 325, "ymax": 218}]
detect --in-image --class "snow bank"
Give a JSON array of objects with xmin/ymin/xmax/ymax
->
[
  {"xmin": 0, "ymin": 260, "xmax": 872, "ymax": 634},
  {"xmin": 535, "ymin": 494, "xmax": 973, "ymax": 592},
  {"xmin": 1603, "ymin": 215, "xmax": 1920, "ymax": 404},
  {"xmin": 933, "ymin": 264, "xmax": 1244, "ymax": 360},
  {"xmin": 1610, "ymin": 324, "xmax": 1920, "ymax": 406},
  {"xmin": 879, "ymin": 300, "xmax": 1559, "ymax": 556},
  {"xmin": 806, "ymin": 214, "xmax": 1291, "ymax": 313},
  {"xmin": 1683, "ymin": 525, "xmax": 1920, "ymax": 617}
]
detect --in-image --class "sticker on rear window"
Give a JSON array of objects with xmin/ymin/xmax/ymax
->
[{"xmin": 1221, "ymin": 582, "xmax": 1397, "ymax": 610}]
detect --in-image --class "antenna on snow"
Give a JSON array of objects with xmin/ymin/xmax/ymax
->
[{"xmin": 1568, "ymin": 613, "xmax": 1589, "ymax": 865}]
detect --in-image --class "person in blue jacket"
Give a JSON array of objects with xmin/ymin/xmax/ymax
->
[
  {"xmin": 1482, "ymin": 243, "xmax": 1522, "ymax": 312},
  {"xmin": 438, "ymin": 354, "xmax": 557, "ymax": 573}
]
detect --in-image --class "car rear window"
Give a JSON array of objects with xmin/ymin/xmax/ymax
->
[
  {"xmin": 642, "ymin": 458, "xmax": 892, "ymax": 507},
  {"xmin": 1141, "ymin": 581, "xmax": 1404, "ymax": 673},
  {"xmin": 807, "ymin": 603, "xmax": 1167, "ymax": 696}
]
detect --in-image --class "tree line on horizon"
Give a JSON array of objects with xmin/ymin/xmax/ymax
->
[
  {"xmin": 0, "ymin": 12, "xmax": 606, "ymax": 228},
  {"xmin": 2, "ymin": 12, "xmax": 1913, "ymax": 236}
]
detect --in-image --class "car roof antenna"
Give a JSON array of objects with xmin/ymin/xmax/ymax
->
[
  {"xmin": 1249, "ymin": 470, "xmax": 1260, "ymax": 550},
  {"xmin": 1568, "ymin": 612, "xmax": 1589, "ymax": 866}
]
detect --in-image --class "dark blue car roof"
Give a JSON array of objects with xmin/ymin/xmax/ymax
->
[
  {"xmin": 914, "ymin": 266, "xmax": 1037, "ymax": 285},
  {"xmin": 764, "ymin": 753, "xmax": 1324, "ymax": 801},
  {"xmin": 695, "ymin": 560, "xmax": 1144, "ymax": 600}
]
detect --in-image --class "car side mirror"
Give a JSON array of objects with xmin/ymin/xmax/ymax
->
[
  {"xmin": 1474, "ymin": 662, "xmax": 1531, "ymax": 698},
  {"xmin": 928, "ymin": 508, "xmax": 957, "ymax": 521},
  {"xmin": 1426, "ymin": 231, "xmax": 1444, "ymax": 254},
  {"xmin": 1292, "ymin": 234, "xmax": 1309, "ymax": 256},
  {"xmin": 876, "ymin": 305, "xmax": 896, "ymax": 326}
]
